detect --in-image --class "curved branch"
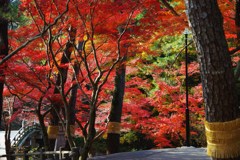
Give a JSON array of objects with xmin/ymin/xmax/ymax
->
[
  {"xmin": 0, "ymin": 0, "xmax": 70, "ymax": 65},
  {"xmin": 230, "ymin": 46, "xmax": 240, "ymax": 55}
]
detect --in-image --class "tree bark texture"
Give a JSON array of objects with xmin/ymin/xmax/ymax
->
[
  {"xmin": 185, "ymin": 0, "xmax": 239, "ymax": 122},
  {"xmin": 235, "ymin": 0, "xmax": 240, "ymax": 106},
  {"xmin": 185, "ymin": 0, "xmax": 239, "ymax": 159},
  {"xmin": 107, "ymin": 60, "xmax": 126, "ymax": 154},
  {"xmin": 0, "ymin": 0, "xmax": 9, "ymax": 128}
]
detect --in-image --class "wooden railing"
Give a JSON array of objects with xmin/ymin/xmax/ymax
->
[
  {"xmin": 4, "ymin": 123, "xmax": 80, "ymax": 159},
  {"xmin": 0, "ymin": 147, "xmax": 80, "ymax": 160},
  {"xmin": 11, "ymin": 123, "xmax": 41, "ymax": 147}
]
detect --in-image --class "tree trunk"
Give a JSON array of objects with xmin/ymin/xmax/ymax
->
[
  {"xmin": 107, "ymin": 59, "xmax": 126, "ymax": 154},
  {"xmin": 50, "ymin": 39, "xmax": 74, "ymax": 125},
  {"xmin": 48, "ymin": 27, "xmax": 76, "ymax": 150},
  {"xmin": 5, "ymin": 122, "xmax": 11, "ymax": 160},
  {"xmin": 235, "ymin": 0, "xmax": 240, "ymax": 110},
  {"xmin": 37, "ymin": 109, "xmax": 49, "ymax": 151},
  {"xmin": 185, "ymin": 0, "xmax": 239, "ymax": 159},
  {"xmin": 0, "ymin": 0, "xmax": 9, "ymax": 128},
  {"xmin": 236, "ymin": 0, "xmax": 240, "ymax": 42},
  {"xmin": 68, "ymin": 62, "xmax": 79, "ymax": 126},
  {"xmin": 65, "ymin": 62, "xmax": 80, "ymax": 150},
  {"xmin": 80, "ymin": 105, "xmax": 96, "ymax": 160},
  {"xmin": 48, "ymin": 45, "xmax": 72, "ymax": 150}
]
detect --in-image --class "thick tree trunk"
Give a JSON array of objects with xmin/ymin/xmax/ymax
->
[
  {"xmin": 235, "ymin": 0, "xmax": 240, "ymax": 109},
  {"xmin": 0, "ymin": 0, "xmax": 9, "ymax": 129},
  {"xmin": 185, "ymin": 0, "xmax": 239, "ymax": 160},
  {"xmin": 107, "ymin": 60, "xmax": 126, "ymax": 154}
]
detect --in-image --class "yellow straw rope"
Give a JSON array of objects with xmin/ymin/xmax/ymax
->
[
  {"xmin": 107, "ymin": 122, "xmax": 121, "ymax": 134},
  {"xmin": 47, "ymin": 125, "xmax": 59, "ymax": 139},
  {"xmin": 205, "ymin": 118, "xmax": 240, "ymax": 158}
]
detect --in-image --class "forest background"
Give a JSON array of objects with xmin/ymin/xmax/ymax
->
[{"xmin": 0, "ymin": 0, "xmax": 239, "ymax": 160}]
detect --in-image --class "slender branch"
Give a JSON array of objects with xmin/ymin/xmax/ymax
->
[
  {"xmin": 42, "ymin": 107, "xmax": 52, "ymax": 118},
  {"xmin": 98, "ymin": 10, "xmax": 135, "ymax": 89},
  {"xmin": 0, "ymin": 0, "xmax": 70, "ymax": 65},
  {"xmin": 167, "ymin": 40, "xmax": 193, "ymax": 69},
  {"xmin": 21, "ymin": 59, "xmax": 46, "ymax": 89},
  {"xmin": 90, "ymin": 5, "xmax": 101, "ymax": 74},
  {"xmin": 7, "ymin": 68, "xmax": 45, "ymax": 94},
  {"xmin": 76, "ymin": 118, "xmax": 87, "ymax": 138},
  {"xmin": 230, "ymin": 46, "xmax": 240, "ymax": 55},
  {"xmin": 33, "ymin": 0, "xmax": 46, "ymax": 25},
  {"xmin": 160, "ymin": 0, "xmax": 180, "ymax": 16},
  {"xmin": 5, "ymin": 83, "xmax": 34, "ymax": 103}
]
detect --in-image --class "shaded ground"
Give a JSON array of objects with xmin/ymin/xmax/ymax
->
[{"xmin": 88, "ymin": 147, "xmax": 211, "ymax": 160}]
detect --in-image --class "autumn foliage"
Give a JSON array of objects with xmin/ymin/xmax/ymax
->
[{"xmin": 1, "ymin": 0, "xmax": 239, "ymax": 158}]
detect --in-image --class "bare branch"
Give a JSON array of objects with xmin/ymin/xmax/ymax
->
[
  {"xmin": 167, "ymin": 40, "xmax": 193, "ymax": 69},
  {"xmin": 76, "ymin": 118, "xmax": 87, "ymax": 138},
  {"xmin": 230, "ymin": 46, "xmax": 240, "ymax": 55},
  {"xmin": 0, "ymin": 0, "xmax": 70, "ymax": 65},
  {"xmin": 160, "ymin": 0, "xmax": 180, "ymax": 16}
]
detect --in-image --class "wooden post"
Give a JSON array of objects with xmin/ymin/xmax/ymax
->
[
  {"xmin": 71, "ymin": 147, "xmax": 80, "ymax": 160},
  {"xmin": 59, "ymin": 147, "xmax": 63, "ymax": 160},
  {"xmin": 40, "ymin": 147, "xmax": 45, "ymax": 160},
  {"xmin": 23, "ymin": 149, "xmax": 29, "ymax": 160}
]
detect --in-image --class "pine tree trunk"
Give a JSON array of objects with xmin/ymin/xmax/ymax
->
[
  {"xmin": 235, "ymin": 0, "xmax": 240, "ymax": 109},
  {"xmin": 185, "ymin": 0, "xmax": 239, "ymax": 159},
  {"xmin": 0, "ymin": 0, "xmax": 9, "ymax": 128},
  {"xmin": 107, "ymin": 60, "xmax": 126, "ymax": 154}
]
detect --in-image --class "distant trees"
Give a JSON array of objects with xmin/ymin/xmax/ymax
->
[
  {"xmin": 2, "ymin": 1, "xmax": 187, "ymax": 159},
  {"xmin": 2, "ymin": 0, "xmax": 240, "ymax": 160}
]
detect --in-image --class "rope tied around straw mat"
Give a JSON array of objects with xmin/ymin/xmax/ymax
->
[
  {"xmin": 205, "ymin": 118, "xmax": 240, "ymax": 158},
  {"xmin": 107, "ymin": 122, "xmax": 121, "ymax": 134},
  {"xmin": 48, "ymin": 125, "xmax": 75, "ymax": 138},
  {"xmin": 47, "ymin": 125, "xmax": 59, "ymax": 139}
]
